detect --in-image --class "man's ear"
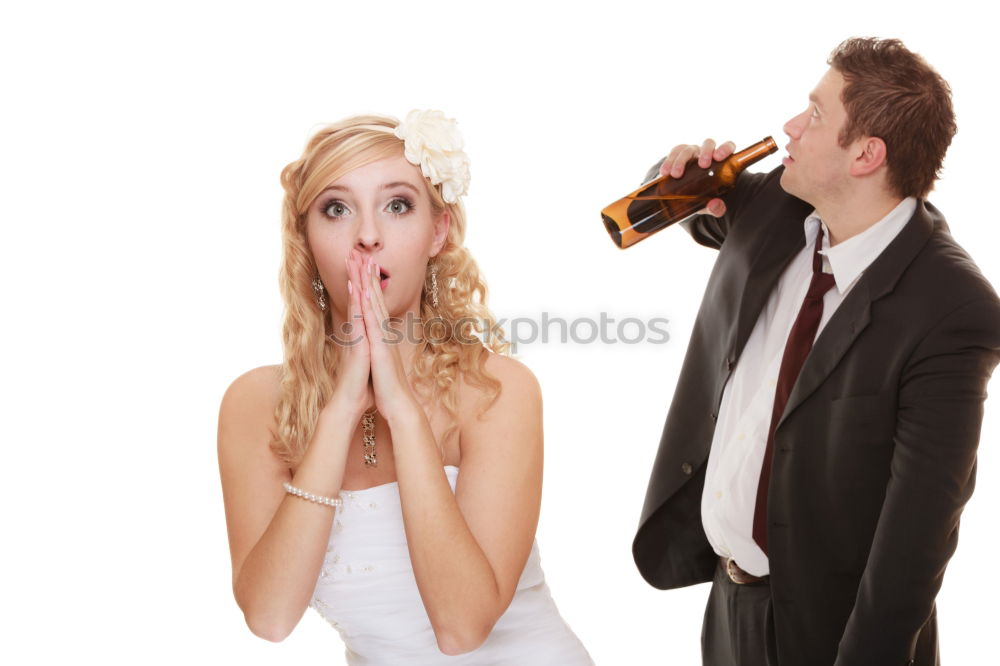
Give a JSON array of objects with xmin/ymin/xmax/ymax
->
[
  {"xmin": 850, "ymin": 136, "xmax": 888, "ymax": 177},
  {"xmin": 430, "ymin": 209, "xmax": 451, "ymax": 257}
]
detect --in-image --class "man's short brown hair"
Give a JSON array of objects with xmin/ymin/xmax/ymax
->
[{"xmin": 829, "ymin": 37, "xmax": 956, "ymax": 199}]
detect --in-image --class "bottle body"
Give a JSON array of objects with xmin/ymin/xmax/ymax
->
[{"xmin": 601, "ymin": 137, "xmax": 777, "ymax": 249}]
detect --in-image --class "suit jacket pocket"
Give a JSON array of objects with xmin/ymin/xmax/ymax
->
[
  {"xmin": 829, "ymin": 391, "xmax": 898, "ymax": 448},
  {"xmin": 830, "ymin": 391, "xmax": 897, "ymax": 424}
]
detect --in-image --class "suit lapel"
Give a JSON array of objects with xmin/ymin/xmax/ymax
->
[
  {"xmin": 779, "ymin": 283, "xmax": 873, "ymax": 426},
  {"xmin": 778, "ymin": 202, "xmax": 936, "ymax": 426},
  {"xmin": 732, "ymin": 200, "xmax": 810, "ymax": 363}
]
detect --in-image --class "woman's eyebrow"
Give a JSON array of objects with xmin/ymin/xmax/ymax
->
[
  {"xmin": 319, "ymin": 182, "xmax": 419, "ymax": 195},
  {"xmin": 380, "ymin": 181, "xmax": 419, "ymax": 194}
]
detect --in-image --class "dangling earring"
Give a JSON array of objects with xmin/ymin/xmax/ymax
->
[
  {"xmin": 429, "ymin": 264, "xmax": 439, "ymax": 308},
  {"xmin": 311, "ymin": 276, "xmax": 328, "ymax": 311}
]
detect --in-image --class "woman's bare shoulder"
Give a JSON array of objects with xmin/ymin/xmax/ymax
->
[
  {"xmin": 221, "ymin": 365, "xmax": 282, "ymax": 408},
  {"xmin": 218, "ymin": 364, "xmax": 283, "ymax": 450},
  {"xmin": 483, "ymin": 352, "xmax": 540, "ymax": 394},
  {"xmin": 459, "ymin": 351, "xmax": 542, "ymax": 420},
  {"xmin": 454, "ymin": 352, "xmax": 543, "ymax": 472}
]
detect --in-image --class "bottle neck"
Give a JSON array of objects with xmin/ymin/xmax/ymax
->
[{"xmin": 730, "ymin": 137, "xmax": 778, "ymax": 169}]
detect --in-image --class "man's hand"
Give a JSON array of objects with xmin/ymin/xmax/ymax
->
[{"xmin": 658, "ymin": 139, "xmax": 735, "ymax": 217}]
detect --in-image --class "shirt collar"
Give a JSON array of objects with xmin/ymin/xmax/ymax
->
[{"xmin": 802, "ymin": 197, "xmax": 917, "ymax": 294}]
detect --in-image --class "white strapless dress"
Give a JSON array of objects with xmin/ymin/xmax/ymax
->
[{"xmin": 310, "ymin": 466, "xmax": 593, "ymax": 665}]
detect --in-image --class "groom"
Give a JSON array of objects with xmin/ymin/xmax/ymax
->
[{"xmin": 632, "ymin": 38, "xmax": 1000, "ymax": 665}]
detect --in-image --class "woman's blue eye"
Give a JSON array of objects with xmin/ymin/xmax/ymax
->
[
  {"xmin": 386, "ymin": 198, "xmax": 412, "ymax": 215},
  {"xmin": 324, "ymin": 201, "xmax": 350, "ymax": 218}
]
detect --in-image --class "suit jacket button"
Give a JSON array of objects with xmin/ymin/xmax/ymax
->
[
  {"xmin": 681, "ymin": 462, "xmax": 693, "ymax": 475},
  {"xmin": 710, "ymin": 412, "xmax": 718, "ymax": 422}
]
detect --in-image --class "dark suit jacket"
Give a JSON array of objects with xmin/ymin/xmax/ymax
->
[{"xmin": 632, "ymin": 165, "xmax": 1000, "ymax": 665}]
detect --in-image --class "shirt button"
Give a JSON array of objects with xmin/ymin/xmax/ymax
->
[
  {"xmin": 715, "ymin": 490, "xmax": 723, "ymax": 499},
  {"xmin": 681, "ymin": 462, "xmax": 693, "ymax": 476},
  {"xmin": 737, "ymin": 432, "xmax": 745, "ymax": 441}
]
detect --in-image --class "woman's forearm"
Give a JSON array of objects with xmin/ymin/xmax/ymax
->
[
  {"xmin": 233, "ymin": 403, "xmax": 356, "ymax": 641},
  {"xmin": 389, "ymin": 405, "xmax": 509, "ymax": 655}
]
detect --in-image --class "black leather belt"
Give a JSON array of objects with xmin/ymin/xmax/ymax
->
[{"xmin": 721, "ymin": 557, "xmax": 769, "ymax": 585}]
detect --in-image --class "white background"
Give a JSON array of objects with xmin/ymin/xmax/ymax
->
[{"xmin": 2, "ymin": 1, "xmax": 997, "ymax": 663}]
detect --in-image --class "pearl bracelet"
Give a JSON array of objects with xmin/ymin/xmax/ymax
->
[{"xmin": 282, "ymin": 481, "xmax": 343, "ymax": 508}]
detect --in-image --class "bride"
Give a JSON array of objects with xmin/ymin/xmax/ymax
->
[{"xmin": 217, "ymin": 111, "xmax": 592, "ymax": 664}]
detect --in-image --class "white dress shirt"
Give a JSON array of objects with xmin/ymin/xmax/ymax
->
[{"xmin": 701, "ymin": 197, "xmax": 917, "ymax": 576}]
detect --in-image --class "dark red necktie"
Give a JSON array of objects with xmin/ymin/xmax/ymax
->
[{"xmin": 752, "ymin": 229, "xmax": 836, "ymax": 555}]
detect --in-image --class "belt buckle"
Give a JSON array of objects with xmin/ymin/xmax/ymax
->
[{"xmin": 725, "ymin": 557, "xmax": 749, "ymax": 585}]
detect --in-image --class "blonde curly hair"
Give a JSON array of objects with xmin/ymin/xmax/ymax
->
[{"xmin": 271, "ymin": 114, "xmax": 510, "ymax": 466}]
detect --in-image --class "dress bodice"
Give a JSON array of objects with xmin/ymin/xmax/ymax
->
[{"xmin": 310, "ymin": 466, "xmax": 592, "ymax": 665}]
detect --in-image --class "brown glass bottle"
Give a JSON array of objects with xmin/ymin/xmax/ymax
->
[{"xmin": 601, "ymin": 137, "xmax": 778, "ymax": 249}]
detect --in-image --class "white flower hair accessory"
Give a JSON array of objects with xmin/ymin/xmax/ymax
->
[{"xmin": 393, "ymin": 110, "xmax": 471, "ymax": 204}]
